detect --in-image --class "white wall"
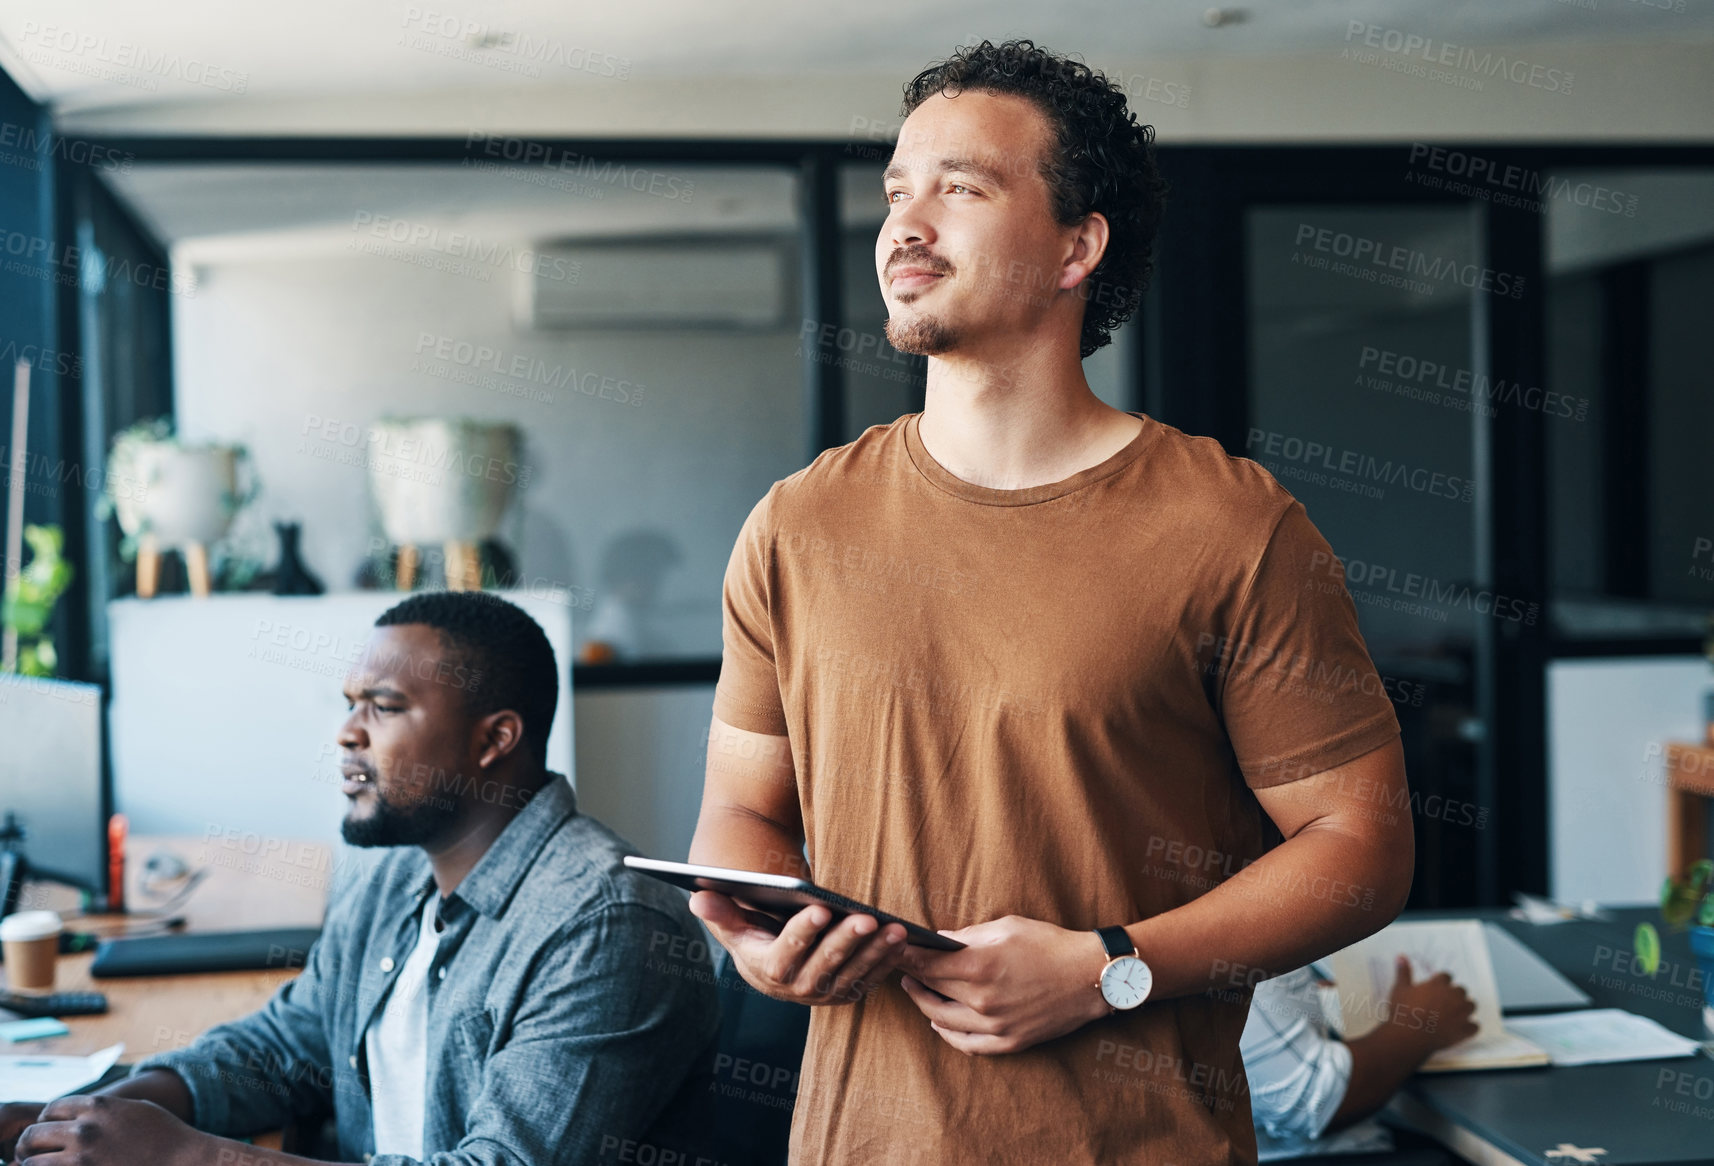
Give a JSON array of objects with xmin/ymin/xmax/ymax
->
[
  {"xmin": 1547, "ymin": 656, "xmax": 1709, "ymax": 904},
  {"xmin": 573, "ymin": 685, "xmax": 716, "ymax": 860},
  {"xmin": 150, "ymin": 225, "xmax": 819, "ymax": 864},
  {"xmin": 171, "ymin": 247, "xmax": 805, "ymax": 660}
]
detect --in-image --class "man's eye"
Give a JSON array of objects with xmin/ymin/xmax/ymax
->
[
  {"xmin": 886, "ymin": 190, "xmax": 906, "ymax": 204},
  {"xmin": 949, "ymin": 184, "xmax": 972, "ymax": 195},
  {"xmin": 375, "ymin": 704, "xmax": 403, "ymax": 714}
]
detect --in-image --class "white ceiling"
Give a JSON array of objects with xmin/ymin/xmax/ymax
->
[
  {"xmin": 44, "ymin": 2, "xmax": 1714, "ymax": 259},
  {"xmin": 2, "ymin": 0, "xmax": 1708, "ymax": 117}
]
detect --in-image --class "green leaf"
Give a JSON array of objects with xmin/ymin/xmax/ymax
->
[
  {"xmin": 1634, "ymin": 922, "xmax": 1661, "ymax": 976},
  {"xmin": 1690, "ymin": 860, "xmax": 1714, "ymax": 894}
]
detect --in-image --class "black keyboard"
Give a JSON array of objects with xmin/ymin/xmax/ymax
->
[
  {"xmin": 90, "ymin": 927, "xmax": 322, "ymax": 978},
  {"xmin": 0, "ymin": 990, "xmax": 108, "ymax": 1017}
]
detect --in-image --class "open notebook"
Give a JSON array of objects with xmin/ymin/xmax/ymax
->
[{"xmin": 1324, "ymin": 919, "xmax": 1551, "ymax": 1071}]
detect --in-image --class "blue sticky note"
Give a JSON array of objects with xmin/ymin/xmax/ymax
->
[{"xmin": 0, "ymin": 1017, "xmax": 71, "ymax": 1042}]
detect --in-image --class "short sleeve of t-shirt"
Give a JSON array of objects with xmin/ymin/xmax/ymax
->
[
  {"xmin": 1213, "ymin": 500, "xmax": 1401, "ymax": 789},
  {"xmin": 712, "ymin": 489, "xmax": 790, "ymax": 736}
]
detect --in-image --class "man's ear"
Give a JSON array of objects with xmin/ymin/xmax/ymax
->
[
  {"xmin": 1059, "ymin": 210, "xmax": 1111, "ymax": 291},
  {"xmin": 475, "ymin": 709, "xmax": 526, "ymax": 769}
]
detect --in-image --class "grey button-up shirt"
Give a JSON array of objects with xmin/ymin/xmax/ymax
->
[{"xmin": 136, "ymin": 775, "xmax": 721, "ymax": 1165}]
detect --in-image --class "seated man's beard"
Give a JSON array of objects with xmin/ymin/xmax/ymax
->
[
  {"xmin": 885, "ymin": 311, "xmax": 957, "ymax": 356},
  {"xmin": 342, "ymin": 784, "xmax": 463, "ymax": 848}
]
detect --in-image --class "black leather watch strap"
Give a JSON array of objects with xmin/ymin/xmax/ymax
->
[{"xmin": 1095, "ymin": 925, "xmax": 1134, "ymax": 960}]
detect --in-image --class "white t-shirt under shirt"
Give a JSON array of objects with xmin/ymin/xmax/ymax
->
[{"xmin": 366, "ymin": 892, "xmax": 442, "ymax": 1158}]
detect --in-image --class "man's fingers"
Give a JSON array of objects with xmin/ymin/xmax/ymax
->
[
  {"xmin": 899, "ymin": 974, "xmax": 1003, "ymax": 1035},
  {"xmin": 36, "ymin": 1097, "xmax": 92, "ymax": 1123},
  {"xmin": 785, "ymin": 914, "xmax": 876, "ymax": 994},
  {"xmin": 823, "ymin": 924, "xmax": 908, "ymax": 1001},
  {"xmin": 15, "ymin": 1118, "xmax": 77, "ymax": 1156},
  {"xmin": 929, "ymin": 1020, "xmax": 1009, "ymax": 1056},
  {"xmin": 754, "ymin": 905, "xmax": 833, "ymax": 983}
]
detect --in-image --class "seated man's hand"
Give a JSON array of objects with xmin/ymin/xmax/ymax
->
[
  {"xmin": 690, "ymin": 891, "xmax": 907, "ymax": 1006},
  {"xmin": 14, "ymin": 1094, "xmax": 212, "ymax": 1166},
  {"xmin": 896, "ymin": 915, "xmax": 1111, "ymax": 1056},
  {"xmin": 1, "ymin": 1101, "xmax": 45, "ymax": 1161},
  {"xmin": 1385, "ymin": 954, "xmax": 1479, "ymax": 1053}
]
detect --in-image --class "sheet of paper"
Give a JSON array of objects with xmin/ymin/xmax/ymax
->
[
  {"xmin": 1504, "ymin": 1008, "xmax": 1702, "ymax": 1066},
  {"xmin": 0, "ymin": 1043, "xmax": 124, "ymax": 1102}
]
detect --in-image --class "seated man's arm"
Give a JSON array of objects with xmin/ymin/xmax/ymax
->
[
  {"xmin": 1329, "ymin": 955, "xmax": 1478, "ymax": 1130},
  {"xmin": 124, "ymin": 916, "xmax": 343, "ymax": 1137},
  {"xmin": 366, "ymin": 901, "xmax": 721, "ymax": 1166},
  {"xmin": 4, "ymin": 924, "xmax": 346, "ymax": 1166},
  {"xmin": 1240, "ymin": 970, "xmax": 1352, "ymax": 1144}
]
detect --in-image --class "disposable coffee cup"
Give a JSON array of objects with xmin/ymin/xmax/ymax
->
[{"xmin": 0, "ymin": 910, "xmax": 62, "ymax": 992}]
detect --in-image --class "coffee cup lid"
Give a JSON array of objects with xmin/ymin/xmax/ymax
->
[{"xmin": 0, "ymin": 910, "xmax": 63, "ymax": 942}]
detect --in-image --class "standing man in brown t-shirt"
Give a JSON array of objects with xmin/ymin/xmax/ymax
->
[{"xmin": 688, "ymin": 39, "xmax": 1417, "ymax": 1166}]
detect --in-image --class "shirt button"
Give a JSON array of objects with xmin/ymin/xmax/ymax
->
[
  {"xmin": 437, "ymin": 967, "xmax": 447, "ymax": 980},
  {"xmin": 380, "ymin": 956, "xmax": 395, "ymax": 972},
  {"xmin": 348, "ymin": 1055, "xmax": 357, "ymax": 1068}
]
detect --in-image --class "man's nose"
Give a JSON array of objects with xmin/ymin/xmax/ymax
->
[
  {"xmin": 337, "ymin": 715, "xmax": 365, "ymax": 750},
  {"xmin": 887, "ymin": 203, "xmax": 934, "ymax": 248}
]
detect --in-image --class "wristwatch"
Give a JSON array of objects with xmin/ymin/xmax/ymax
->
[{"xmin": 1093, "ymin": 925, "xmax": 1154, "ymax": 1013}]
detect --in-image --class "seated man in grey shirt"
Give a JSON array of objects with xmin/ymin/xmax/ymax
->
[{"xmin": 1, "ymin": 592, "xmax": 721, "ymax": 1166}]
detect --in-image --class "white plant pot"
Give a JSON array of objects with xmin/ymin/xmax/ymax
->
[
  {"xmin": 114, "ymin": 443, "xmax": 243, "ymax": 547},
  {"xmin": 368, "ymin": 418, "xmax": 522, "ymax": 545}
]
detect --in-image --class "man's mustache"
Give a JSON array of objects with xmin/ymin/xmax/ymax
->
[{"xmin": 886, "ymin": 246, "xmax": 954, "ymax": 278}]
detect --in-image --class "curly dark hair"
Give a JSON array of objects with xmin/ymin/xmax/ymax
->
[
  {"xmin": 376, "ymin": 590, "xmax": 558, "ymax": 762},
  {"xmin": 900, "ymin": 40, "xmax": 1168, "ymax": 358}
]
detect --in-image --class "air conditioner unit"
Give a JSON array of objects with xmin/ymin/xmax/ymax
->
[{"xmin": 517, "ymin": 236, "xmax": 790, "ymax": 330}]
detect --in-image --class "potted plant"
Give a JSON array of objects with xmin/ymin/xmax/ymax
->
[
  {"xmin": 1634, "ymin": 859, "xmax": 1714, "ymax": 1037},
  {"xmin": 367, "ymin": 417, "xmax": 524, "ymax": 590},
  {"xmin": 0, "ymin": 523, "xmax": 73, "ymax": 676},
  {"xmin": 98, "ymin": 418, "xmax": 256, "ymax": 596}
]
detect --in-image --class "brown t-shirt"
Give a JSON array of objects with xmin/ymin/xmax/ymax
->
[{"xmin": 712, "ymin": 412, "xmax": 1401, "ymax": 1166}]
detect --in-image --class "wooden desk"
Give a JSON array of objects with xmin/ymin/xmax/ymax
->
[
  {"xmin": 1664, "ymin": 742, "xmax": 1714, "ymax": 877},
  {"xmin": 11, "ymin": 833, "xmax": 331, "ymax": 1151}
]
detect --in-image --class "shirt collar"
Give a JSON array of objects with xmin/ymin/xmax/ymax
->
[{"xmin": 443, "ymin": 772, "xmax": 578, "ymax": 919}]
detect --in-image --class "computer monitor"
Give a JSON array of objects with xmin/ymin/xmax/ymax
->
[{"xmin": 0, "ymin": 673, "xmax": 108, "ymax": 908}]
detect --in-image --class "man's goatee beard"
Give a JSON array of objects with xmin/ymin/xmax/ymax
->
[{"xmin": 885, "ymin": 313, "xmax": 958, "ymax": 356}]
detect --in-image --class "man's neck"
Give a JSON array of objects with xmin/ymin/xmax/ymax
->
[
  {"xmin": 421, "ymin": 768, "xmax": 549, "ymax": 897},
  {"xmin": 917, "ymin": 345, "xmax": 1142, "ymax": 492}
]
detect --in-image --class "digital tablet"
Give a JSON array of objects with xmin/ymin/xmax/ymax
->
[{"xmin": 623, "ymin": 857, "xmax": 965, "ymax": 951}]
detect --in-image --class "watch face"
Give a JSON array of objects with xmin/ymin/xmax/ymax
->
[{"xmin": 1100, "ymin": 956, "xmax": 1153, "ymax": 1010}]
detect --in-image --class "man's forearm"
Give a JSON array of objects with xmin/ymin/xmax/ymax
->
[
  {"xmin": 1329, "ymin": 1027, "xmax": 1428, "ymax": 1130},
  {"xmin": 97, "ymin": 1068, "xmax": 196, "ymax": 1124},
  {"xmin": 1123, "ymin": 820, "xmax": 1411, "ymax": 1000},
  {"xmin": 79, "ymin": 1073, "xmax": 362, "ymax": 1166}
]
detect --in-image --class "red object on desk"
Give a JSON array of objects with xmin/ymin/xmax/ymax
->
[{"xmin": 107, "ymin": 814, "xmax": 127, "ymax": 914}]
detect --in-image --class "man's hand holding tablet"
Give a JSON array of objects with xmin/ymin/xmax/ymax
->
[
  {"xmin": 627, "ymin": 857, "xmax": 936, "ymax": 1006},
  {"xmin": 689, "ymin": 889, "xmax": 910, "ymax": 1005},
  {"xmin": 682, "ymin": 716, "xmax": 920, "ymax": 1007}
]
